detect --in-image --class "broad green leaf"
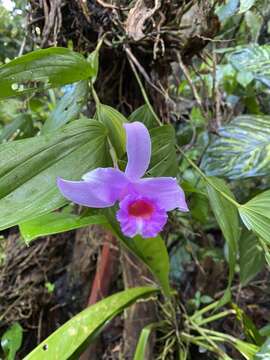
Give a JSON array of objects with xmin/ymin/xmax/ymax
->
[
  {"xmin": 0, "ymin": 113, "xmax": 34, "ymax": 142},
  {"xmin": 105, "ymin": 207, "xmax": 171, "ymax": 297},
  {"xmin": 129, "ymin": 105, "xmax": 157, "ymax": 129},
  {"xmin": 229, "ymin": 45, "xmax": 270, "ymax": 88},
  {"xmin": 201, "ymin": 115, "xmax": 270, "ymax": 179},
  {"xmin": 206, "ymin": 177, "xmax": 240, "ymax": 302},
  {"xmin": 0, "ymin": 47, "xmax": 94, "ymax": 99},
  {"xmin": 24, "ymin": 287, "xmax": 157, "ymax": 360},
  {"xmin": 239, "ymin": 190, "xmax": 270, "ymax": 243},
  {"xmin": 97, "ymin": 104, "xmax": 126, "ymax": 158},
  {"xmin": 239, "ymin": 231, "xmax": 265, "ymax": 285},
  {"xmin": 19, "ymin": 208, "xmax": 107, "ymax": 243},
  {"xmin": 0, "ymin": 120, "xmax": 110, "ymax": 230},
  {"xmin": 41, "ymin": 80, "xmax": 89, "ymax": 134},
  {"xmin": 239, "ymin": 0, "xmax": 256, "ymax": 13},
  {"xmin": 254, "ymin": 338, "xmax": 270, "ymax": 359},
  {"xmin": 1, "ymin": 323, "xmax": 23, "ymax": 360},
  {"xmin": 148, "ymin": 125, "xmax": 178, "ymax": 177},
  {"xmin": 134, "ymin": 323, "xmax": 159, "ymax": 360}
]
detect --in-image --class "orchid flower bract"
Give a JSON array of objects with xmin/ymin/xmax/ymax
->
[{"xmin": 57, "ymin": 122, "xmax": 188, "ymax": 238}]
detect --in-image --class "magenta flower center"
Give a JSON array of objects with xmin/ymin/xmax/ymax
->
[{"xmin": 128, "ymin": 199, "xmax": 154, "ymax": 219}]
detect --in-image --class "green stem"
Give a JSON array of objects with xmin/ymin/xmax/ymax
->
[
  {"xmin": 195, "ymin": 310, "xmax": 236, "ymax": 326},
  {"xmin": 189, "ymin": 300, "xmax": 220, "ymax": 320}
]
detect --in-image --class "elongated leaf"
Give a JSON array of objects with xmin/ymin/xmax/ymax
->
[
  {"xmin": 1, "ymin": 323, "xmax": 23, "ymax": 360},
  {"xmin": 105, "ymin": 207, "xmax": 170, "ymax": 296},
  {"xmin": 148, "ymin": 125, "xmax": 178, "ymax": 177},
  {"xmin": 201, "ymin": 115, "xmax": 270, "ymax": 179},
  {"xmin": 97, "ymin": 104, "xmax": 126, "ymax": 158},
  {"xmin": 239, "ymin": 231, "xmax": 265, "ymax": 285},
  {"xmin": 239, "ymin": 190, "xmax": 270, "ymax": 243},
  {"xmin": 134, "ymin": 323, "xmax": 159, "ymax": 360},
  {"xmin": 129, "ymin": 105, "xmax": 157, "ymax": 129},
  {"xmin": 254, "ymin": 338, "xmax": 270, "ymax": 359},
  {"xmin": 0, "ymin": 120, "xmax": 109, "ymax": 230},
  {"xmin": 0, "ymin": 47, "xmax": 94, "ymax": 99},
  {"xmin": 41, "ymin": 81, "xmax": 89, "ymax": 134},
  {"xmin": 19, "ymin": 208, "xmax": 107, "ymax": 243},
  {"xmin": 206, "ymin": 177, "xmax": 240, "ymax": 302},
  {"xmin": 232, "ymin": 303, "xmax": 264, "ymax": 345},
  {"xmin": 229, "ymin": 45, "xmax": 270, "ymax": 88},
  {"xmin": 24, "ymin": 287, "xmax": 157, "ymax": 360}
]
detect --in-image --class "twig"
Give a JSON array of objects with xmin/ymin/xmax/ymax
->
[{"xmin": 176, "ymin": 52, "xmax": 207, "ymax": 119}]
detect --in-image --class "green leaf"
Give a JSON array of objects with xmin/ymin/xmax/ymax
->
[
  {"xmin": 1, "ymin": 323, "xmax": 23, "ymax": 360},
  {"xmin": 232, "ymin": 303, "xmax": 264, "ymax": 345},
  {"xmin": 105, "ymin": 208, "xmax": 171, "ymax": 297},
  {"xmin": 129, "ymin": 105, "xmax": 157, "ymax": 129},
  {"xmin": 229, "ymin": 45, "xmax": 270, "ymax": 88},
  {"xmin": 239, "ymin": 231, "xmax": 265, "ymax": 286},
  {"xmin": 0, "ymin": 120, "xmax": 109, "ymax": 230},
  {"xmin": 206, "ymin": 177, "xmax": 240, "ymax": 302},
  {"xmin": 216, "ymin": 0, "xmax": 239, "ymax": 22},
  {"xmin": 239, "ymin": 190, "xmax": 270, "ymax": 243},
  {"xmin": 236, "ymin": 71, "xmax": 254, "ymax": 87},
  {"xmin": 201, "ymin": 115, "xmax": 270, "ymax": 179},
  {"xmin": 239, "ymin": 0, "xmax": 256, "ymax": 13},
  {"xmin": 97, "ymin": 104, "xmax": 126, "ymax": 158},
  {"xmin": 134, "ymin": 323, "xmax": 159, "ymax": 360},
  {"xmin": 235, "ymin": 339, "xmax": 259, "ymax": 359},
  {"xmin": 19, "ymin": 208, "xmax": 107, "ymax": 243},
  {"xmin": 0, "ymin": 47, "xmax": 94, "ymax": 99},
  {"xmin": 254, "ymin": 338, "xmax": 270, "ymax": 359},
  {"xmin": 24, "ymin": 287, "xmax": 157, "ymax": 360},
  {"xmin": 148, "ymin": 125, "xmax": 178, "ymax": 177},
  {"xmin": 41, "ymin": 80, "xmax": 89, "ymax": 134},
  {"xmin": 0, "ymin": 113, "xmax": 34, "ymax": 142}
]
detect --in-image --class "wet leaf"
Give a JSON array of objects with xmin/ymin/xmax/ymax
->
[
  {"xmin": 24, "ymin": 287, "xmax": 158, "ymax": 360},
  {"xmin": 0, "ymin": 120, "xmax": 110, "ymax": 230},
  {"xmin": 19, "ymin": 208, "xmax": 107, "ymax": 243},
  {"xmin": 0, "ymin": 47, "xmax": 94, "ymax": 99},
  {"xmin": 201, "ymin": 115, "xmax": 270, "ymax": 179},
  {"xmin": 1, "ymin": 323, "xmax": 23, "ymax": 360}
]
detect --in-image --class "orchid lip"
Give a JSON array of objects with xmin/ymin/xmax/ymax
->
[{"xmin": 128, "ymin": 199, "xmax": 154, "ymax": 219}]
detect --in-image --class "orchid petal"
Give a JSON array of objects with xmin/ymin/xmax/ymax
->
[
  {"xmin": 57, "ymin": 168, "xmax": 129, "ymax": 208},
  {"xmin": 124, "ymin": 122, "xmax": 151, "ymax": 180},
  {"xmin": 133, "ymin": 177, "xmax": 188, "ymax": 212}
]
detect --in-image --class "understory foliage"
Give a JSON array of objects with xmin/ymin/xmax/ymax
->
[{"xmin": 1, "ymin": 0, "xmax": 270, "ymax": 359}]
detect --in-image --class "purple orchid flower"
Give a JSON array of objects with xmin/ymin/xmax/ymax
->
[{"xmin": 57, "ymin": 122, "xmax": 188, "ymax": 238}]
